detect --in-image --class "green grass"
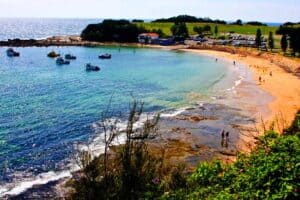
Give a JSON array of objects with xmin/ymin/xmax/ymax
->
[{"xmin": 135, "ymin": 22, "xmax": 278, "ymax": 37}]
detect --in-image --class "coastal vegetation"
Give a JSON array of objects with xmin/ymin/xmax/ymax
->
[
  {"xmin": 81, "ymin": 20, "xmax": 145, "ymax": 42},
  {"xmin": 67, "ymin": 103, "xmax": 300, "ymax": 200},
  {"xmin": 78, "ymin": 15, "xmax": 300, "ymax": 57}
]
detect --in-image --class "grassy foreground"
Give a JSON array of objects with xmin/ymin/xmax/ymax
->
[{"xmin": 135, "ymin": 22, "xmax": 278, "ymax": 37}]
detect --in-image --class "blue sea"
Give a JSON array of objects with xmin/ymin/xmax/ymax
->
[
  {"xmin": 0, "ymin": 45, "xmax": 244, "ymax": 196},
  {"xmin": 0, "ymin": 18, "xmax": 264, "ymax": 197},
  {"xmin": 0, "ymin": 18, "xmax": 101, "ymax": 41}
]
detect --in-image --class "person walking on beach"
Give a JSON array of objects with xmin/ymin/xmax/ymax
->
[
  {"xmin": 221, "ymin": 130, "xmax": 225, "ymax": 147},
  {"xmin": 269, "ymin": 71, "xmax": 272, "ymax": 76},
  {"xmin": 215, "ymin": 58, "xmax": 218, "ymax": 62},
  {"xmin": 259, "ymin": 76, "xmax": 262, "ymax": 82},
  {"xmin": 225, "ymin": 131, "xmax": 229, "ymax": 148},
  {"xmin": 233, "ymin": 61, "xmax": 236, "ymax": 65}
]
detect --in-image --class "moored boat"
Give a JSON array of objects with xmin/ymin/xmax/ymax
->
[
  {"xmin": 99, "ymin": 53, "xmax": 111, "ymax": 59},
  {"xmin": 6, "ymin": 48, "xmax": 20, "ymax": 57},
  {"xmin": 56, "ymin": 57, "xmax": 70, "ymax": 65},
  {"xmin": 65, "ymin": 54, "xmax": 77, "ymax": 60},
  {"xmin": 86, "ymin": 63, "xmax": 100, "ymax": 71},
  {"xmin": 48, "ymin": 51, "xmax": 60, "ymax": 58}
]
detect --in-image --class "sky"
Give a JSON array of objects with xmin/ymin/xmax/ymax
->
[{"xmin": 0, "ymin": 0, "xmax": 299, "ymax": 22}]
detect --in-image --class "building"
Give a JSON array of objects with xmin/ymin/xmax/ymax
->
[{"xmin": 138, "ymin": 33, "xmax": 159, "ymax": 44}]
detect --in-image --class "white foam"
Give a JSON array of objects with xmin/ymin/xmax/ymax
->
[
  {"xmin": 0, "ymin": 169, "xmax": 76, "ymax": 197},
  {"xmin": 0, "ymin": 107, "xmax": 189, "ymax": 198}
]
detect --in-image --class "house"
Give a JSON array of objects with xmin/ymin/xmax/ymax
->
[
  {"xmin": 138, "ymin": 33, "xmax": 159, "ymax": 44},
  {"xmin": 159, "ymin": 38, "xmax": 175, "ymax": 46}
]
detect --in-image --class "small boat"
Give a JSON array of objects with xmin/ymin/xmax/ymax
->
[
  {"xmin": 86, "ymin": 63, "xmax": 100, "ymax": 71},
  {"xmin": 48, "ymin": 51, "xmax": 60, "ymax": 58},
  {"xmin": 98, "ymin": 53, "xmax": 111, "ymax": 59},
  {"xmin": 65, "ymin": 54, "xmax": 77, "ymax": 60},
  {"xmin": 6, "ymin": 48, "xmax": 20, "ymax": 57},
  {"xmin": 56, "ymin": 57, "xmax": 70, "ymax": 65}
]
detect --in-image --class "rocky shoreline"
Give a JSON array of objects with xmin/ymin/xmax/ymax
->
[{"xmin": 0, "ymin": 36, "xmax": 143, "ymax": 47}]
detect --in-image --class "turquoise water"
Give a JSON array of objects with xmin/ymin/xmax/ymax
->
[{"xmin": 0, "ymin": 46, "xmax": 235, "ymax": 194}]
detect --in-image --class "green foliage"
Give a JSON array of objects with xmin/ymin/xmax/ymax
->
[
  {"xmin": 232, "ymin": 19, "xmax": 243, "ymax": 26},
  {"xmin": 69, "ymin": 103, "xmax": 300, "ymax": 200},
  {"xmin": 281, "ymin": 34, "xmax": 288, "ymax": 53},
  {"xmin": 68, "ymin": 101, "xmax": 187, "ymax": 200},
  {"xmin": 153, "ymin": 15, "xmax": 226, "ymax": 24},
  {"xmin": 134, "ymin": 22, "xmax": 277, "ymax": 37},
  {"xmin": 170, "ymin": 22, "xmax": 189, "ymax": 39},
  {"xmin": 163, "ymin": 112, "xmax": 300, "ymax": 200},
  {"xmin": 256, "ymin": 28, "xmax": 262, "ymax": 47},
  {"xmin": 284, "ymin": 110, "xmax": 300, "ymax": 136},
  {"xmin": 277, "ymin": 26, "xmax": 300, "ymax": 56},
  {"xmin": 193, "ymin": 25, "xmax": 211, "ymax": 36},
  {"xmin": 214, "ymin": 25, "xmax": 218, "ymax": 36},
  {"xmin": 246, "ymin": 21, "xmax": 267, "ymax": 26},
  {"xmin": 268, "ymin": 31, "xmax": 275, "ymax": 51},
  {"xmin": 81, "ymin": 20, "xmax": 144, "ymax": 42}
]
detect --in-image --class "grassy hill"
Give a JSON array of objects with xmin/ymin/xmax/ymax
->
[{"xmin": 135, "ymin": 22, "xmax": 278, "ymax": 37}]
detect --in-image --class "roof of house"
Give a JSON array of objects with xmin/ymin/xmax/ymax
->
[{"xmin": 139, "ymin": 33, "xmax": 159, "ymax": 37}]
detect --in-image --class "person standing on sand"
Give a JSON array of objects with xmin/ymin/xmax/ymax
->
[
  {"xmin": 259, "ymin": 76, "xmax": 262, "ymax": 82},
  {"xmin": 221, "ymin": 130, "xmax": 225, "ymax": 147},
  {"xmin": 270, "ymin": 71, "xmax": 272, "ymax": 76},
  {"xmin": 215, "ymin": 58, "xmax": 218, "ymax": 62},
  {"xmin": 233, "ymin": 61, "xmax": 236, "ymax": 65}
]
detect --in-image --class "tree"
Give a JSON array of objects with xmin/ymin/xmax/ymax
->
[
  {"xmin": 280, "ymin": 34, "xmax": 288, "ymax": 54},
  {"xmin": 268, "ymin": 31, "xmax": 274, "ymax": 51},
  {"xmin": 193, "ymin": 25, "xmax": 211, "ymax": 36},
  {"xmin": 193, "ymin": 26, "xmax": 204, "ymax": 36},
  {"xmin": 235, "ymin": 19, "xmax": 243, "ymax": 25},
  {"xmin": 277, "ymin": 26, "xmax": 300, "ymax": 56},
  {"xmin": 214, "ymin": 25, "xmax": 218, "ymax": 37},
  {"xmin": 171, "ymin": 22, "xmax": 189, "ymax": 39},
  {"xmin": 255, "ymin": 28, "xmax": 262, "ymax": 48}
]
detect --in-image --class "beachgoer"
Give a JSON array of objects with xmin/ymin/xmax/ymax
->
[
  {"xmin": 215, "ymin": 58, "xmax": 218, "ymax": 62},
  {"xmin": 259, "ymin": 76, "xmax": 262, "ymax": 82},
  {"xmin": 233, "ymin": 61, "xmax": 236, "ymax": 65},
  {"xmin": 225, "ymin": 132, "xmax": 229, "ymax": 138},
  {"xmin": 269, "ymin": 71, "xmax": 272, "ymax": 76},
  {"xmin": 221, "ymin": 130, "xmax": 225, "ymax": 138}
]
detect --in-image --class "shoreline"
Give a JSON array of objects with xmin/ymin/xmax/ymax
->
[
  {"xmin": 2, "ymin": 44, "xmax": 300, "ymax": 199},
  {"xmin": 181, "ymin": 49, "xmax": 300, "ymax": 133}
]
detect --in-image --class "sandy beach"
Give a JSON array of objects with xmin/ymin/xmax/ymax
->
[{"xmin": 182, "ymin": 48, "xmax": 300, "ymax": 133}]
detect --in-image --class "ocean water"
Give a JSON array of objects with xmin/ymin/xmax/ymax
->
[
  {"xmin": 0, "ymin": 18, "xmax": 101, "ymax": 41},
  {"xmin": 0, "ymin": 46, "xmax": 240, "ymax": 196}
]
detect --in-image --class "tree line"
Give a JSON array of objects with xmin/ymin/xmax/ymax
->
[{"xmin": 152, "ymin": 15, "xmax": 227, "ymax": 24}]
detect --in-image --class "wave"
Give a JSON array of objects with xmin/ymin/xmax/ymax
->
[
  {"xmin": 226, "ymin": 75, "xmax": 244, "ymax": 92},
  {"xmin": 0, "ymin": 107, "xmax": 189, "ymax": 198},
  {"xmin": 0, "ymin": 168, "xmax": 76, "ymax": 198}
]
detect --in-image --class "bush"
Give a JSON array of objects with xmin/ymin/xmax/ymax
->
[
  {"xmin": 81, "ymin": 20, "xmax": 143, "ymax": 42},
  {"xmin": 163, "ymin": 112, "xmax": 300, "ymax": 200}
]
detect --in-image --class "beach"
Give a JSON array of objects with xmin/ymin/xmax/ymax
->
[{"xmin": 182, "ymin": 48, "xmax": 300, "ymax": 133}]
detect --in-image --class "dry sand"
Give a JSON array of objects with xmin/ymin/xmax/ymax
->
[{"xmin": 182, "ymin": 49, "xmax": 300, "ymax": 133}]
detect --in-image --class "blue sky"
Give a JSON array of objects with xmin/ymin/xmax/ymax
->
[{"xmin": 0, "ymin": 0, "xmax": 299, "ymax": 22}]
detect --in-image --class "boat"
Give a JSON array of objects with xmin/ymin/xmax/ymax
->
[
  {"xmin": 86, "ymin": 63, "xmax": 100, "ymax": 71},
  {"xmin": 65, "ymin": 54, "xmax": 77, "ymax": 60},
  {"xmin": 56, "ymin": 57, "xmax": 70, "ymax": 65},
  {"xmin": 6, "ymin": 48, "xmax": 20, "ymax": 57},
  {"xmin": 47, "ymin": 51, "xmax": 60, "ymax": 58},
  {"xmin": 98, "ymin": 53, "xmax": 111, "ymax": 59}
]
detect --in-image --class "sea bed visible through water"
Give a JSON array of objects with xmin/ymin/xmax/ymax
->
[{"xmin": 0, "ymin": 46, "xmax": 272, "ymax": 198}]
